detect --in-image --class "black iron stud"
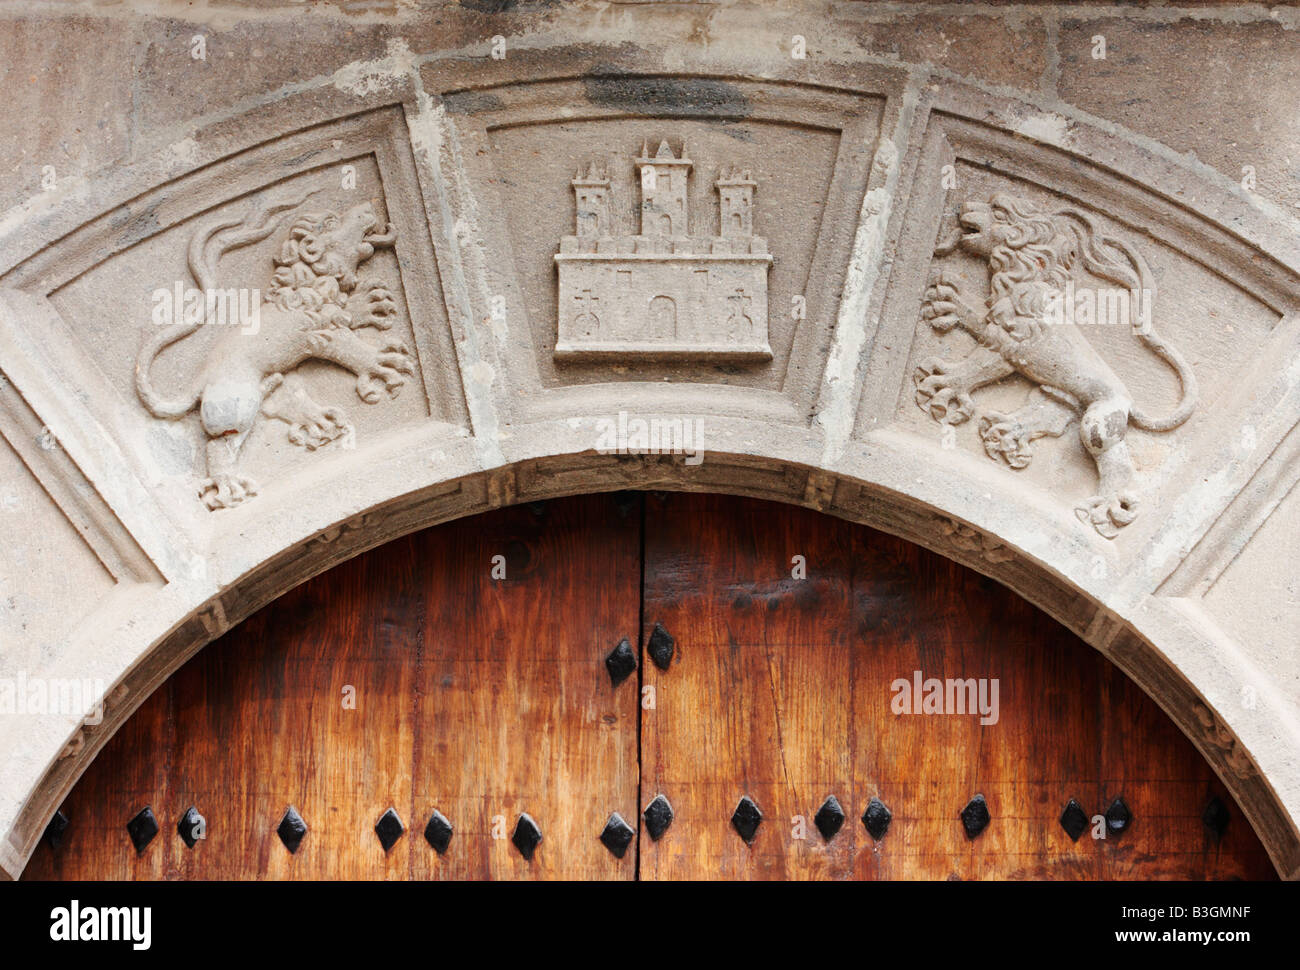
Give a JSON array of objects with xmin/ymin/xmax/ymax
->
[
  {"xmin": 861, "ymin": 796, "xmax": 892, "ymax": 841},
  {"xmin": 512, "ymin": 813, "xmax": 542, "ymax": 861},
  {"xmin": 814, "ymin": 796, "xmax": 846, "ymax": 841},
  {"xmin": 424, "ymin": 810, "xmax": 453, "ymax": 855},
  {"xmin": 1104, "ymin": 796, "xmax": 1131, "ymax": 836},
  {"xmin": 1059, "ymin": 798, "xmax": 1089, "ymax": 842},
  {"xmin": 960, "ymin": 794, "xmax": 991, "ymax": 840},
  {"xmin": 178, "ymin": 805, "xmax": 205, "ymax": 849},
  {"xmin": 277, "ymin": 805, "xmax": 308, "ymax": 854},
  {"xmin": 1202, "ymin": 796, "xmax": 1230, "ymax": 840},
  {"xmin": 647, "ymin": 622, "xmax": 675, "ymax": 670},
  {"xmin": 375, "ymin": 808, "xmax": 405, "ymax": 853},
  {"xmin": 643, "ymin": 794, "xmax": 674, "ymax": 841},
  {"xmin": 731, "ymin": 795, "xmax": 763, "ymax": 844},
  {"xmin": 605, "ymin": 637, "xmax": 638, "ymax": 687},
  {"xmin": 44, "ymin": 810, "xmax": 69, "ymax": 851},
  {"xmin": 126, "ymin": 806, "xmax": 159, "ymax": 854},
  {"xmin": 599, "ymin": 813, "xmax": 636, "ymax": 858}
]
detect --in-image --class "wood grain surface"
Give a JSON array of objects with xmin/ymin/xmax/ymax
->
[{"xmin": 23, "ymin": 493, "xmax": 1275, "ymax": 880}]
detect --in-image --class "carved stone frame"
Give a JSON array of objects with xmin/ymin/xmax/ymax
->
[{"xmin": 0, "ymin": 53, "xmax": 1297, "ymax": 880}]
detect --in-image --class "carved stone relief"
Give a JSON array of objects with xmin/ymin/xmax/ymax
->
[
  {"xmin": 554, "ymin": 140, "xmax": 772, "ymax": 359},
  {"xmin": 0, "ymin": 13, "xmax": 1298, "ymax": 880},
  {"xmin": 6, "ymin": 108, "xmax": 470, "ymax": 524},
  {"xmin": 447, "ymin": 78, "xmax": 883, "ymax": 425},
  {"xmin": 134, "ymin": 195, "xmax": 415, "ymax": 509},
  {"xmin": 936, "ymin": 515, "xmax": 1015, "ymax": 564},
  {"xmin": 912, "ymin": 192, "xmax": 1199, "ymax": 538}
]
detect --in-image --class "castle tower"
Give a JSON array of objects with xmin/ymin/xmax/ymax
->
[
  {"xmin": 571, "ymin": 162, "xmax": 611, "ymax": 239},
  {"xmin": 635, "ymin": 139, "xmax": 692, "ymax": 238},
  {"xmin": 716, "ymin": 167, "xmax": 756, "ymax": 239}
]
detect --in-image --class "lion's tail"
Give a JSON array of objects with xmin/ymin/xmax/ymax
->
[
  {"xmin": 134, "ymin": 191, "xmax": 318, "ymax": 419},
  {"xmin": 1056, "ymin": 207, "xmax": 1199, "ymax": 433}
]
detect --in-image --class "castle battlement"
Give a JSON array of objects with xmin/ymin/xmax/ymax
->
[{"xmin": 554, "ymin": 140, "xmax": 773, "ymax": 360}]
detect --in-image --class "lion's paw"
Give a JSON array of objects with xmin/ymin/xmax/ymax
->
[
  {"xmin": 350, "ymin": 284, "xmax": 399, "ymax": 330},
  {"xmin": 978, "ymin": 413, "xmax": 1035, "ymax": 469},
  {"xmin": 1075, "ymin": 490, "xmax": 1140, "ymax": 539},
  {"xmin": 920, "ymin": 279, "xmax": 964, "ymax": 334},
  {"xmin": 914, "ymin": 357, "xmax": 975, "ymax": 425},
  {"xmin": 287, "ymin": 406, "xmax": 351, "ymax": 451},
  {"xmin": 199, "ymin": 474, "xmax": 258, "ymax": 511},
  {"xmin": 356, "ymin": 341, "xmax": 416, "ymax": 404}
]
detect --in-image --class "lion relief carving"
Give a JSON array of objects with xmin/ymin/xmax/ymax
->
[
  {"xmin": 135, "ymin": 193, "xmax": 416, "ymax": 509},
  {"xmin": 914, "ymin": 192, "xmax": 1199, "ymax": 538}
]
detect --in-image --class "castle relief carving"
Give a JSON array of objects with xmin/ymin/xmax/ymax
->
[
  {"xmin": 555, "ymin": 140, "xmax": 772, "ymax": 359},
  {"xmin": 134, "ymin": 193, "xmax": 416, "ymax": 510},
  {"xmin": 913, "ymin": 193, "xmax": 1199, "ymax": 539}
]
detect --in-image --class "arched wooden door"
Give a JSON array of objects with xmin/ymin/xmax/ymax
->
[{"xmin": 23, "ymin": 493, "xmax": 1275, "ymax": 880}]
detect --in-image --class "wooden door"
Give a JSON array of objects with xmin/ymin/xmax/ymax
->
[{"xmin": 23, "ymin": 493, "xmax": 1276, "ymax": 880}]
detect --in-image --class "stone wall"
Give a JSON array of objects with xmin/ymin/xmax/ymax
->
[{"xmin": 0, "ymin": 0, "xmax": 1296, "ymax": 878}]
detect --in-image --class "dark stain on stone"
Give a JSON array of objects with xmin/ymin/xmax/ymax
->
[
  {"xmin": 459, "ymin": 0, "xmax": 556, "ymax": 12},
  {"xmin": 443, "ymin": 89, "xmax": 506, "ymax": 115},
  {"xmin": 110, "ymin": 203, "xmax": 162, "ymax": 248},
  {"xmin": 721, "ymin": 127, "xmax": 756, "ymax": 143},
  {"xmin": 1106, "ymin": 410, "xmax": 1127, "ymax": 439},
  {"xmin": 583, "ymin": 74, "xmax": 752, "ymax": 119},
  {"xmin": 283, "ymin": 147, "xmax": 328, "ymax": 168},
  {"xmin": 459, "ymin": 0, "xmax": 514, "ymax": 12}
]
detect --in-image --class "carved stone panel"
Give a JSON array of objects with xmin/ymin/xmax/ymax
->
[
  {"xmin": 857, "ymin": 115, "xmax": 1290, "ymax": 543},
  {"xmin": 554, "ymin": 141, "xmax": 772, "ymax": 360},
  {"xmin": 6, "ymin": 109, "xmax": 469, "ymax": 521},
  {"xmin": 443, "ymin": 77, "xmax": 884, "ymax": 424}
]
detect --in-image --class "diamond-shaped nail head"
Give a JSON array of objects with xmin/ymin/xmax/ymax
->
[
  {"xmin": 1104, "ymin": 797, "xmax": 1131, "ymax": 835},
  {"xmin": 424, "ymin": 810, "xmax": 453, "ymax": 855},
  {"xmin": 599, "ymin": 813, "xmax": 636, "ymax": 858},
  {"xmin": 375, "ymin": 808, "xmax": 405, "ymax": 853},
  {"xmin": 643, "ymin": 794, "xmax": 674, "ymax": 841},
  {"xmin": 44, "ymin": 810, "xmax": 69, "ymax": 851},
  {"xmin": 647, "ymin": 622, "xmax": 675, "ymax": 670},
  {"xmin": 1202, "ymin": 796, "xmax": 1229, "ymax": 840},
  {"xmin": 1059, "ymin": 798, "xmax": 1088, "ymax": 842},
  {"xmin": 814, "ymin": 796, "xmax": 845, "ymax": 841},
  {"xmin": 126, "ymin": 806, "xmax": 159, "ymax": 854},
  {"xmin": 178, "ymin": 805, "xmax": 205, "ymax": 849},
  {"xmin": 512, "ymin": 814, "xmax": 542, "ymax": 861},
  {"xmin": 277, "ymin": 806, "xmax": 308, "ymax": 854},
  {"xmin": 731, "ymin": 796, "xmax": 763, "ymax": 844},
  {"xmin": 861, "ymin": 796, "xmax": 892, "ymax": 841},
  {"xmin": 960, "ymin": 794, "xmax": 990, "ymax": 839},
  {"xmin": 605, "ymin": 637, "xmax": 638, "ymax": 686}
]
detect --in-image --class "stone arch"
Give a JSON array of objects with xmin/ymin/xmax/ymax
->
[{"xmin": 0, "ymin": 24, "xmax": 1297, "ymax": 880}]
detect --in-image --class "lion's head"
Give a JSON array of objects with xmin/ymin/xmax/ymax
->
[
  {"xmin": 953, "ymin": 193, "xmax": 1078, "ymax": 303},
  {"xmin": 267, "ymin": 202, "xmax": 395, "ymax": 316}
]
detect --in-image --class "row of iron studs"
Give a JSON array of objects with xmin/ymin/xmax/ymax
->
[{"xmin": 43, "ymin": 791, "xmax": 1218, "ymax": 860}]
